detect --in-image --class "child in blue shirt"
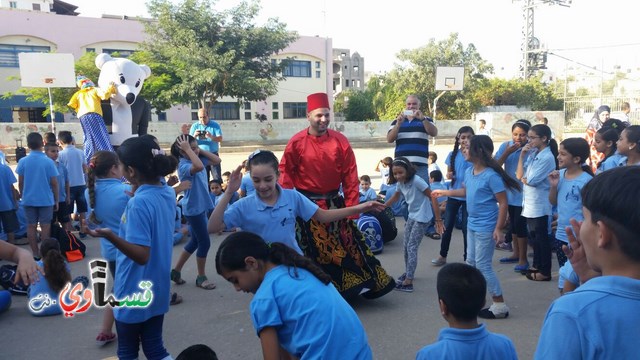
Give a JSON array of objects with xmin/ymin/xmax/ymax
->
[
  {"xmin": 385, "ymin": 157, "xmax": 443, "ymax": 292},
  {"xmin": 417, "ymin": 263, "xmax": 518, "ymax": 360},
  {"xmin": 548, "ymin": 138, "xmax": 593, "ymax": 283},
  {"xmin": 209, "ymin": 150, "xmax": 384, "ymax": 255},
  {"xmin": 16, "ymin": 132, "xmax": 59, "ymax": 258},
  {"xmin": 426, "ymin": 170, "xmax": 447, "ymax": 239},
  {"xmin": 617, "ymin": 125, "xmax": 640, "ymax": 166},
  {"xmin": 536, "ymin": 166, "xmax": 640, "ymax": 359},
  {"xmin": 432, "ymin": 135, "xmax": 521, "ymax": 319},
  {"xmin": 594, "ymin": 119, "xmax": 627, "ymax": 174},
  {"xmin": 170, "ymin": 134, "xmax": 221, "ymax": 290},
  {"xmin": 239, "ymin": 160, "xmax": 255, "ymax": 198},
  {"xmin": 0, "ymin": 162, "xmax": 19, "ymax": 245},
  {"xmin": 216, "ymin": 231, "xmax": 373, "ymax": 360},
  {"xmin": 359, "ymin": 175, "xmax": 378, "ymax": 202},
  {"xmin": 45, "ymin": 143, "xmax": 71, "ymax": 232},
  {"xmin": 86, "ymin": 136, "xmax": 177, "ymax": 360}
]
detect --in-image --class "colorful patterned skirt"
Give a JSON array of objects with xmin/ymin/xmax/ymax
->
[{"xmin": 295, "ymin": 195, "xmax": 395, "ymax": 299}]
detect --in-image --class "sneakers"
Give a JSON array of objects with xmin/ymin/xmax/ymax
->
[
  {"xmin": 514, "ymin": 263, "xmax": 530, "ymax": 272},
  {"xmin": 495, "ymin": 242, "xmax": 512, "ymax": 251},
  {"xmin": 395, "ymin": 273, "xmax": 406, "ymax": 285},
  {"xmin": 431, "ymin": 257, "xmax": 447, "ymax": 266},
  {"xmin": 96, "ymin": 332, "xmax": 117, "ymax": 346},
  {"xmin": 478, "ymin": 303, "xmax": 510, "ymax": 319},
  {"xmin": 394, "ymin": 283, "xmax": 414, "ymax": 293}
]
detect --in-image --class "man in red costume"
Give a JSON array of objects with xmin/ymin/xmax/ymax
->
[{"xmin": 279, "ymin": 92, "xmax": 395, "ymax": 299}]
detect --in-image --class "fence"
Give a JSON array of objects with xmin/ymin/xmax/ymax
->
[{"xmin": 564, "ymin": 95, "xmax": 640, "ymax": 131}]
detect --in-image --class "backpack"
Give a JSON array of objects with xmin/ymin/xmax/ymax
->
[
  {"xmin": 51, "ymin": 223, "xmax": 86, "ymax": 262},
  {"xmin": 0, "ymin": 264, "xmax": 29, "ymax": 295},
  {"xmin": 15, "ymin": 139, "xmax": 27, "ymax": 163},
  {"xmin": 357, "ymin": 215, "xmax": 383, "ymax": 254}
]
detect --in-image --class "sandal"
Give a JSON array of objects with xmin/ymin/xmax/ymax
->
[
  {"xmin": 170, "ymin": 292, "xmax": 183, "ymax": 306},
  {"xmin": 428, "ymin": 233, "xmax": 441, "ymax": 240},
  {"xmin": 96, "ymin": 332, "xmax": 117, "ymax": 346},
  {"xmin": 196, "ymin": 275, "xmax": 216, "ymax": 290},
  {"xmin": 526, "ymin": 272, "xmax": 551, "ymax": 281},
  {"xmin": 171, "ymin": 269, "xmax": 186, "ymax": 285}
]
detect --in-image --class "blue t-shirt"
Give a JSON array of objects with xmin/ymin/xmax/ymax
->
[
  {"xmin": 522, "ymin": 147, "xmax": 556, "ymax": 218},
  {"xmin": 554, "ymin": 170, "xmax": 592, "ymax": 243},
  {"xmin": 240, "ymin": 172, "xmax": 255, "ymax": 197},
  {"xmin": 28, "ymin": 260, "xmax": 70, "ymax": 316},
  {"xmin": 55, "ymin": 161, "xmax": 68, "ymax": 203},
  {"xmin": 251, "ymin": 265, "xmax": 372, "ymax": 360},
  {"xmin": 0, "ymin": 163, "xmax": 17, "ymax": 212},
  {"xmin": 430, "ymin": 181, "xmax": 448, "ymax": 204},
  {"xmin": 114, "ymin": 184, "xmax": 175, "ymax": 324},
  {"xmin": 416, "ymin": 323, "xmax": 517, "ymax": 360},
  {"xmin": 596, "ymin": 153, "xmax": 625, "ymax": 174},
  {"xmin": 58, "ymin": 145, "xmax": 86, "ymax": 187},
  {"xmin": 224, "ymin": 186, "xmax": 318, "ymax": 254},
  {"xmin": 445, "ymin": 151, "xmax": 473, "ymax": 201},
  {"xmin": 464, "ymin": 167, "xmax": 506, "ymax": 232},
  {"xmin": 16, "ymin": 151, "xmax": 58, "ymax": 207},
  {"xmin": 189, "ymin": 120, "xmax": 222, "ymax": 153},
  {"xmin": 89, "ymin": 178, "xmax": 132, "ymax": 261},
  {"xmin": 535, "ymin": 276, "xmax": 640, "ymax": 359},
  {"xmin": 397, "ymin": 176, "xmax": 433, "ymax": 223},
  {"xmin": 359, "ymin": 187, "xmax": 377, "ymax": 203},
  {"xmin": 381, "ymin": 183, "xmax": 406, "ymax": 217},
  {"xmin": 178, "ymin": 158, "xmax": 213, "ymax": 216},
  {"xmin": 495, "ymin": 141, "xmax": 525, "ymax": 206}
]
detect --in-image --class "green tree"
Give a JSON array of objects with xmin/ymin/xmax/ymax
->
[
  {"xmin": 144, "ymin": 0, "xmax": 297, "ymax": 108},
  {"xmin": 379, "ymin": 33, "xmax": 494, "ymax": 120},
  {"xmin": 471, "ymin": 76, "xmax": 563, "ymax": 111}
]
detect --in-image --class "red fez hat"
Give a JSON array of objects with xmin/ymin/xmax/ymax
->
[{"xmin": 307, "ymin": 92, "xmax": 330, "ymax": 113}]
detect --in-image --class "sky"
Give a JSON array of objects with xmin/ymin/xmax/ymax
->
[{"xmin": 70, "ymin": 0, "xmax": 640, "ymax": 79}]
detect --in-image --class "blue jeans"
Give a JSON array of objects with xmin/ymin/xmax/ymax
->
[
  {"xmin": 184, "ymin": 212, "xmax": 211, "ymax": 258},
  {"xmin": 466, "ymin": 229, "xmax": 502, "ymax": 297},
  {"xmin": 439, "ymin": 198, "xmax": 468, "ymax": 260},
  {"xmin": 115, "ymin": 315, "xmax": 169, "ymax": 360}
]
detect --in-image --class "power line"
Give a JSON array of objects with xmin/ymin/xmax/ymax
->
[
  {"xmin": 547, "ymin": 52, "xmax": 615, "ymax": 75},
  {"xmin": 549, "ymin": 43, "xmax": 640, "ymax": 52}
]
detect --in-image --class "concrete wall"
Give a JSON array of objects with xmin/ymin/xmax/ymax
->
[{"xmin": 474, "ymin": 111, "xmax": 564, "ymax": 141}]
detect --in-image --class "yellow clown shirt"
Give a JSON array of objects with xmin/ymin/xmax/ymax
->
[{"xmin": 67, "ymin": 83, "xmax": 116, "ymax": 118}]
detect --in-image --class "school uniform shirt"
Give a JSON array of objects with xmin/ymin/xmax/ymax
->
[
  {"xmin": 178, "ymin": 158, "xmax": 213, "ymax": 216},
  {"xmin": 380, "ymin": 166, "xmax": 390, "ymax": 186},
  {"xmin": 397, "ymin": 176, "xmax": 433, "ymax": 223},
  {"xmin": 28, "ymin": 260, "xmax": 71, "ymax": 316},
  {"xmin": 445, "ymin": 151, "xmax": 473, "ymax": 201},
  {"xmin": 554, "ymin": 170, "xmax": 592, "ymax": 243},
  {"xmin": 89, "ymin": 178, "xmax": 132, "ymax": 262},
  {"xmin": 522, "ymin": 147, "xmax": 556, "ymax": 218},
  {"xmin": 0, "ymin": 164, "xmax": 17, "ymax": 212},
  {"xmin": 535, "ymin": 276, "xmax": 640, "ymax": 359},
  {"xmin": 464, "ymin": 167, "xmax": 506, "ymax": 232},
  {"xmin": 114, "ymin": 184, "xmax": 175, "ymax": 324},
  {"xmin": 359, "ymin": 187, "xmax": 377, "ymax": 203},
  {"xmin": 430, "ymin": 181, "xmax": 448, "ymax": 205},
  {"xmin": 251, "ymin": 265, "xmax": 373, "ymax": 360},
  {"xmin": 596, "ymin": 153, "xmax": 626, "ymax": 174},
  {"xmin": 16, "ymin": 151, "xmax": 58, "ymax": 207},
  {"xmin": 240, "ymin": 172, "xmax": 256, "ymax": 197},
  {"xmin": 223, "ymin": 186, "xmax": 318, "ymax": 254},
  {"xmin": 381, "ymin": 183, "xmax": 406, "ymax": 217},
  {"xmin": 55, "ymin": 162, "xmax": 68, "ymax": 203},
  {"xmin": 416, "ymin": 323, "xmax": 517, "ymax": 360},
  {"xmin": 58, "ymin": 145, "xmax": 86, "ymax": 187},
  {"xmin": 495, "ymin": 141, "xmax": 525, "ymax": 207}
]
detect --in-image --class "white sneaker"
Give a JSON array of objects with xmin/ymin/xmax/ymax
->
[{"xmin": 478, "ymin": 302, "xmax": 509, "ymax": 319}]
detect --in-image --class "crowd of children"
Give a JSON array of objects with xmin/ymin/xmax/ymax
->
[{"xmin": 1, "ymin": 113, "xmax": 639, "ymax": 359}]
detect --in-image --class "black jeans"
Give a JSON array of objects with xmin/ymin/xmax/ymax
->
[
  {"xmin": 439, "ymin": 198, "xmax": 468, "ymax": 260},
  {"xmin": 526, "ymin": 216, "xmax": 552, "ymax": 276}
]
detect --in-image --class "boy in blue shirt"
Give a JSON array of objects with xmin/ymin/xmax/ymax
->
[
  {"xmin": 417, "ymin": 263, "xmax": 518, "ymax": 360},
  {"xmin": 0, "ymin": 162, "xmax": 19, "ymax": 245},
  {"xmin": 426, "ymin": 170, "xmax": 447, "ymax": 239},
  {"xmin": 45, "ymin": 142, "xmax": 71, "ymax": 232},
  {"xmin": 16, "ymin": 132, "xmax": 59, "ymax": 258}
]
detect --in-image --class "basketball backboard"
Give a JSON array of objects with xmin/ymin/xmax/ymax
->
[
  {"xmin": 18, "ymin": 53, "xmax": 75, "ymax": 88},
  {"xmin": 435, "ymin": 66, "xmax": 464, "ymax": 91}
]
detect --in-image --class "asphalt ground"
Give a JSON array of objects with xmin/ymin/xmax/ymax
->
[{"xmin": 0, "ymin": 143, "xmax": 559, "ymax": 359}]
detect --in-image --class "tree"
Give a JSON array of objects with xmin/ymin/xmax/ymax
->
[
  {"xmin": 379, "ymin": 33, "xmax": 494, "ymax": 120},
  {"xmin": 471, "ymin": 76, "xmax": 563, "ymax": 111},
  {"xmin": 144, "ymin": 0, "xmax": 298, "ymax": 109}
]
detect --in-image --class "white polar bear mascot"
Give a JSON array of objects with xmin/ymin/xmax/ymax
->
[{"xmin": 95, "ymin": 53, "xmax": 151, "ymax": 147}]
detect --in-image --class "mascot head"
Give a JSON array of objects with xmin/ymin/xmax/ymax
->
[
  {"xmin": 76, "ymin": 75, "xmax": 95, "ymax": 89},
  {"xmin": 95, "ymin": 53, "xmax": 151, "ymax": 106}
]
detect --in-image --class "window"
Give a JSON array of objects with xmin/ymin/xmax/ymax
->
[
  {"xmin": 272, "ymin": 102, "xmax": 278, "ymax": 110},
  {"xmin": 244, "ymin": 112, "xmax": 252, "ymax": 120},
  {"xmin": 283, "ymin": 102, "xmax": 307, "ymax": 119},
  {"xmin": 102, "ymin": 48, "xmax": 134, "ymax": 58},
  {"xmin": 0, "ymin": 44, "xmax": 51, "ymax": 67},
  {"xmin": 32, "ymin": 3, "xmax": 41, "ymax": 10},
  {"xmin": 191, "ymin": 102, "xmax": 199, "ymax": 110},
  {"xmin": 272, "ymin": 112, "xmax": 279, "ymax": 120},
  {"xmin": 345, "ymin": 79, "xmax": 349, "ymax": 87},
  {"xmin": 158, "ymin": 112, "xmax": 167, "ymax": 121},
  {"xmin": 315, "ymin": 61, "xmax": 320, "ymax": 68},
  {"xmin": 244, "ymin": 102, "xmax": 251, "ymax": 110},
  {"xmin": 9, "ymin": 2, "xmax": 17, "ymax": 8},
  {"xmin": 283, "ymin": 60, "xmax": 311, "ymax": 77},
  {"xmin": 210, "ymin": 102, "xmax": 239, "ymax": 120},
  {"xmin": 316, "ymin": 71, "xmax": 321, "ymax": 78},
  {"xmin": 85, "ymin": 48, "xmax": 96, "ymax": 53}
]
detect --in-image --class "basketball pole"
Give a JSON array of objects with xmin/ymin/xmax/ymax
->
[
  {"xmin": 432, "ymin": 90, "xmax": 447, "ymax": 146},
  {"xmin": 47, "ymin": 86, "xmax": 56, "ymax": 133}
]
